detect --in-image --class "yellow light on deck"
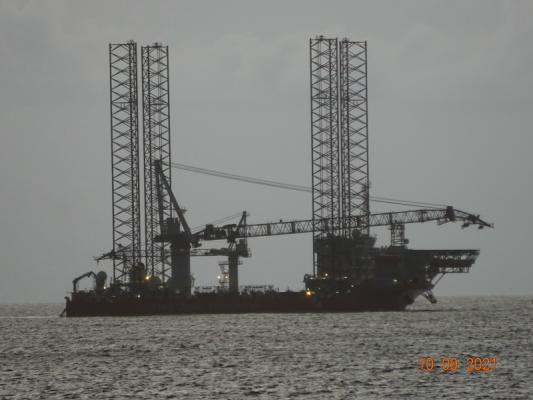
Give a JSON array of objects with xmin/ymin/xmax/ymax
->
[
  {"xmin": 144, "ymin": 275, "xmax": 151, "ymax": 281},
  {"xmin": 305, "ymin": 289, "xmax": 312, "ymax": 297}
]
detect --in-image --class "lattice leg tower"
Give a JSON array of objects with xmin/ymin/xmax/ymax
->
[
  {"xmin": 142, "ymin": 43, "xmax": 172, "ymax": 282},
  {"xmin": 109, "ymin": 41, "xmax": 141, "ymax": 283},
  {"xmin": 310, "ymin": 36, "xmax": 341, "ymax": 274},
  {"xmin": 339, "ymin": 40, "xmax": 369, "ymax": 237}
]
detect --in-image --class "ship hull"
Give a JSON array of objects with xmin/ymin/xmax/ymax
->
[{"xmin": 65, "ymin": 287, "xmax": 425, "ymax": 317}]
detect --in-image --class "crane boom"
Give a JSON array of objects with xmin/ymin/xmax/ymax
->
[
  {"xmin": 154, "ymin": 160, "xmax": 193, "ymax": 244},
  {"xmin": 196, "ymin": 206, "xmax": 492, "ymax": 242},
  {"xmin": 72, "ymin": 271, "xmax": 96, "ymax": 293}
]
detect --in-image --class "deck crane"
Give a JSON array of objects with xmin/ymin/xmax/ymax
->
[
  {"xmin": 153, "ymin": 161, "xmax": 250, "ymax": 295},
  {"xmin": 152, "ymin": 159, "xmax": 200, "ymax": 295},
  {"xmin": 71, "ymin": 271, "xmax": 107, "ymax": 293},
  {"xmin": 190, "ymin": 212, "xmax": 250, "ymax": 293},
  {"xmin": 154, "ymin": 157, "xmax": 493, "ymax": 298},
  {"xmin": 168, "ymin": 161, "xmax": 493, "ymax": 299}
]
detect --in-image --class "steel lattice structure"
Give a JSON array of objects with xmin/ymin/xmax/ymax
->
[
  {"xmin": 142, "ymin": 43, "xmax": 172, "ymax": 281},
  {"xmin": 195, "ymin": 207, "xmax": 492, "ymax": 241},
  {"xmin": 389, "ymin": 223, "xmax": 407, "ymax": 247},
  {"xmin": 109, "ymin": 41, "xmax": 141, "ymax": 282},
  {"xmin": 310, "ymin": 37, "xmax": 341, "ymax": 241},
  {"xmin": 339, "ymin": 40, "xmax": 369, "ymax": 236}
]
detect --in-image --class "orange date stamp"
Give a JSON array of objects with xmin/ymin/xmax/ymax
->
[{"xmin": 418, "ymin": 356, "xmax": 497, "ymax": 373}]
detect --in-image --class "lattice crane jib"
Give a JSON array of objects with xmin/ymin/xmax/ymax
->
[
  {"xmin": 339, "ymin": 40, "xmax": 369, "ymax": 236},
  {"xmin": 109, "ymin": 41, "xmax": 141, "ymax": 283},
  {"xmin": 195, "ymin": 207, "xmax": 493, "ymax": 241},
  {"xmin": 142, "ymin": 44, "xmax": 172, "ymax": 281}
]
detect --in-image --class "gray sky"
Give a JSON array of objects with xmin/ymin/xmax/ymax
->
[{"xmin": 1, "ymin": 0, "xmax": 532, "ymax": 303}]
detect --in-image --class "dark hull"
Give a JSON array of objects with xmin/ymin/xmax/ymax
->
[{"xmin": 65, "ymin": 288, "xmax": 425, "ymax": 317}]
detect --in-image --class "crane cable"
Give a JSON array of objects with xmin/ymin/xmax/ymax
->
[{"xmin": 169, "ymin": 162, "xmax": 448, "ymax": 209}]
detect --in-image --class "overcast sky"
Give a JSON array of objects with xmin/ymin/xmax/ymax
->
[{"xmin": 1, "ymin": 0, "xmax": 532, "ymax": 303}]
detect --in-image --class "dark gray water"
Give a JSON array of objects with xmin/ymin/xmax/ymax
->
[{"xmin": 1, "ymin": 296, "xmax": 531, "ymax": 399}]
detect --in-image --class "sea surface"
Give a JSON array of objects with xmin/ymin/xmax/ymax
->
[{"xmin": 0, "ymin": 296, "xmax": 531, "ymax": 399}]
